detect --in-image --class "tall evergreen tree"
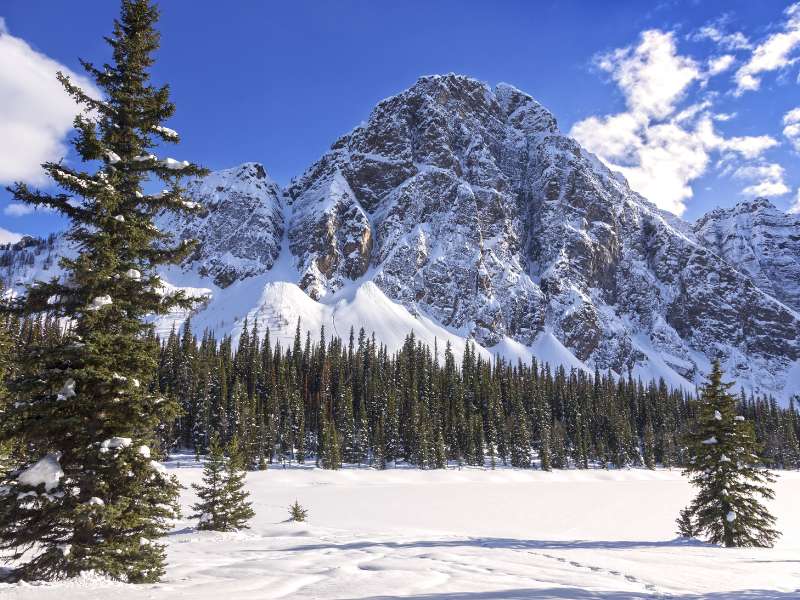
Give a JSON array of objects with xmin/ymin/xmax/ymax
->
[
  {"xmin": 0, "ymin": 0, "xmax": 203, "ymax": 582},
  {"xmin": 509, "ymin": 386, "xmax": 531, "ymax": 468},
  {"xmin": 682, "ymin": 362, "xmax": 780, "ymax": 547},
  {"xmin": 0, "ymin": 300, "xmax": 15, "ymax": 476}
]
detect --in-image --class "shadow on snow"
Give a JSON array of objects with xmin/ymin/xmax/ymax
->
[
  {"xmin": 284, "ymin": 536, "xmax": 709, "ymax": 553},
  {"xmin": 345, "ymin": 589, "xmax": 800, "ymax": 600}
]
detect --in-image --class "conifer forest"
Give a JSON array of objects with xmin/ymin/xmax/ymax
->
[{"xmin": 4, "ymin": 313, "xmax": 799, "ymax": 474}]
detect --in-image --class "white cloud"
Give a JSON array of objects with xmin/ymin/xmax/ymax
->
[
  {"xmin": 0, "ymin": 20, "xmax": 99, "ymax": 185},
  {"xmin": 733, "ymin": 163, "xmax": 790, "ymax": 197},
  {"xmin": 717, "ymin": 133, "xmax": 779, "ymax": 159},
  {"xmin": 783, "ymin": 106, "xmax": 800, "ymax": 151},
  {"xmin": 706, "ymin": 54, "xmax": 735, "ymax": 76},
  {"xmin": 791, "ymin": 188, "xmax": 800, "ymax": 213},
  {"xmin": 692, "ymin": 24, "xmax": 752, "ymax": 51},
  {"xmin": 4, "ymin": 202, "xmax": 35, "ymax": 216},
  {"xmin": 734, "ymin": 3, "xmax": 800, "ymax": 94},
  {"xmin": 0, "ymin": 226, "xmax": 23, "ymax": 244},
  {"xmin": 596, "ymin": 30, "xmax": 700, "ymax": 121},
  {"xmin": 675, "ymin": 100, "xmax": 712, "ymax": 123},
  {"xmin": 570, "ymin": 29, "xmax": 779, "ymax": 215}
]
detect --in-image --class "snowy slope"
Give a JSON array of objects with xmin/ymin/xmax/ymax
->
[
  {"xmin": 3, "ymin": 461, "xmax": 799, "ymax": 599},
  {"xmin": 2, "ymin": 74, "xmax": 800, "ymax": 400}
]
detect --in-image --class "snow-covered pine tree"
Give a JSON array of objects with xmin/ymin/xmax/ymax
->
[
  {"xmin": 288, "ymin": 500, "xmax": 308, "ymax": 522},
  {"xmin": 682, "ymin": 361, "xmax": 780, "ymax": 547},
  {"xmin": 336, "ymin": 385, "xmax": 356, "ymax": 463},
  {"xmin": 384, "ymin": 387, "xmax": 401, "ymax": 466},
  {"xmin": 355, "ymin": 394, "xmax": 369, "ymax": 465},
  {"xmin": 781, "ymin": 400, "xmax": 800, "ymax": 469},
  {"xmin": 373, "ymin": 417, "xmax": 387, "ymax": 469},
  {"xmin": 484, "ymin": 388, "xmax": 498, "ymax": 469},
  {"xmin": 292, "ymin": 387, "xmax": 306, "ymax": 464},
  {"xmin": 549, "ymin": 417, "xmax": 566, "ymax": 469},
  {"xmin": 0, "ymin": 0, "xmax": 204, "ymax": 583}
]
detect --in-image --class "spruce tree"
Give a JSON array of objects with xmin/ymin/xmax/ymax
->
[
  {"xmin": 192, "ymin": 434, "xmax": 226, "ymax": 531},
  {"xmin": 320, "ymin": 414, "xmax": 342, "ymax": 470},
  {"xmin": 0, "ymin": 303, "xmax": 14, "ymax": 477},
  {"xmin": 682, "ymin": 362, "xmax": 780, "ymax": 547},
  {"xmin": 192, "ymin": 434, "xmax": 254, "ymax": 531},
  {"xmin": 675, "ymin": 506, "xmax": 697, "ymax": 539},
  {"xmin": 0, "ymin": 0, "xmax": 203, "ymax": 582},
  {"xmin": 509, "ymin": 387, "xmax": 531, "ymax": 468},
  {"xmin": 288, "ymin": 500, "xmax": 308, "ymax": 522},
  {"xmin": 221, "ymin": 435, "xmax": 255, "ymax": 530},
  {"xmin": 643, "ymin": 418, "xmax": 656, "ymax": 470},
  {"xmin": 779, "ymin": 400, "xmax": 800, "ymax": 469}
]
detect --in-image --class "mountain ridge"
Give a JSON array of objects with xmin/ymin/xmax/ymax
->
[{"xmin": 2, "ymin": 74, "xmax": 799, "ymax": 400}]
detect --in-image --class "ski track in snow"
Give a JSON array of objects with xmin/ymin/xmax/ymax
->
[{"xmin": 3, "ymin": 458, "xmax": 800, "ymax": 600}]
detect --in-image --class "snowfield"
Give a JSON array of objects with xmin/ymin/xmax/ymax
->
[{"xmin": 3, "ymin": 461, "xmax": 799, "ymax": 599}]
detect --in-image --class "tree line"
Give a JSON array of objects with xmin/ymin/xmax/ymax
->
[
  {"xmin": 4, "ymin": 313, "xmax": 798, "ymax": 473},
  {"xmin": 157, "ymin": 316, "xmax": 799, "ymax": 471}
]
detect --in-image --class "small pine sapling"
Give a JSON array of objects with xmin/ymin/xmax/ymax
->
[
  {"xmin": 676, "ymin": 506, "xmax": 698, "ymax": 539},
  {"xmin": 288, "ymin": 500, "xmax": 308, "ymax": 522}
]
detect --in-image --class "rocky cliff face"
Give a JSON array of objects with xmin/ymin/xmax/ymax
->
[
  {"xmin": 158, "ymin": 162, "xmax": 285, "ymax": 288},
  {"xmin": 2, "ymin": 74, "xmax": 799, "ymax": 398},
  {"xmin": 693, "ymin": 197, "xmax": 800, "ymax": 314}
]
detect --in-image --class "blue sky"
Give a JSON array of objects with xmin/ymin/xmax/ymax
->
[{"xmin": 1, "ymin": 0, "xmax": 799, "ymax": 241}]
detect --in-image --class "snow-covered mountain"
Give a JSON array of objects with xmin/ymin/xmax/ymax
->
[
  {"xmin": 693, "ymin": 197, "xmax": 800, "ymax": 314},
  {"xmin": 2, "ymin": 74, "xmax": 799, "ymax": 400},
  {"xmin": 159, "ymin": 162, "xmax": 285, "ymax": 287}
]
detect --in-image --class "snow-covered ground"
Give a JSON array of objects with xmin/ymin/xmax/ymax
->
[{"xmin": 3, "ymin": 460, "xmax": 799, "ymax": 599}]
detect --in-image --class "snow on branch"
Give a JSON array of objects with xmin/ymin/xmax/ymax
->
[
  {"xmin": 161, "ymin": 158, "xmax": 190, "ymax": 170},
  {"xmin": 153, "ymin": 125, "xmax": 179, "ymax": 140},
  {"xmin": 87, "ymin": 295, "xmax": 113, "ymax": 310},
  {"xmin": 104, "ymin": 150, "xmax": 121, "ymax": 164},
  {"xmin": 17, "ymin": 453, "xmax": 64, "ymax": 491}
]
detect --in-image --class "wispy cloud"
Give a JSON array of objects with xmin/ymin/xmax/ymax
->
[
  {"xmin": 733, "ymin": 163, "xmax": 790, "ymax": 197},
  {"xmin": 691, "ymin": 23, "xmax": 752, "ymax": 51},
  {"xmin": 596, "ymin": 30, "xmax": 701, "ymax": 121},
  {"xmin": 791, "ymin": 188, "xmax": 800, "ymax": 213},
  {"xmin": 0, "ymin": 18, "xmax": 100, "ymax": 185},
  {"xmin": 783, "ymin": 107, "xmax": 800, "ymax": 151},
  {"xmin": 3, "ymin": 202, "xmax": 36, "ymax": 216},
  {"xmin": 570, "ymin": 30, "xmax": 778, "ymax": 215},
  {"xmin": 706, "ymin": 54, "xmax": 736, "ymax": 76},
  {"xmin": 734, "ymin": 2, "xmax": 800, "ymax": 94}
]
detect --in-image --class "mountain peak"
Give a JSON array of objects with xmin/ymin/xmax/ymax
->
[{"xmin": 733, "ymin": 196, "xmax": 779, "ymax": 214}]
